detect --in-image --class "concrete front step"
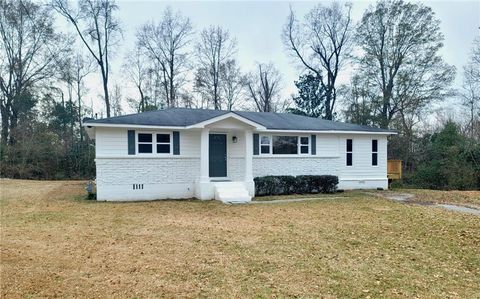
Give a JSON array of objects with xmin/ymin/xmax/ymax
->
[
  {"xmin": 213, "ymin": 182, "xmax": 247, "ymax": 188},
  {"xmin": 220, "ymin": 196, "xmax": 252, "ymax": 204},
  {"xmin": 213, "ymin": 182, "xmax": 252, "ymax": 204},
  {"xmin": 215, "ymin": 188, "xmax": 249, "ymax": 195}
]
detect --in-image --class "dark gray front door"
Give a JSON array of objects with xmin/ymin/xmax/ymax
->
[{"xmin": 209, "ymin": 134, "xmax": 227, "ymax": 177}]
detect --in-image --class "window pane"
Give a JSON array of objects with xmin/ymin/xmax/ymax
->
[
  {"xmin": 138, "ymin": 133, "xmax": 152, "ymax": 143},
  {"xmin": 372, "ymin": 139, "xmax": 378, "ymax": 152},
  {"xmin": 346, "ymin": 139, "xmax": 352, "ymax": 152},
  {"xmin": 139, "ymin": 143, "xmax": 152, "ymax": 153},
  {"xmin": 157, "ymin": 134, "xmax": 170, "ymax": 143},
  {"xmin": 300, "ymin": 137, "xmax": 309, "ymax": 145},
  {"xmin": 261, "ymin": 145, "xmax": 270, "ymax": 154},
  {"xmin": 273, "ymin": 136, "xmax": 298, "ymax": 154},
  {"xmin": 347, "ymin": 153, "xmax": 353, "ymax": 166},
  {"xmin": 157, "ymin": 144, "xmax": 170, "ymax": 153},
  {"xmin": 300, "ymin": 145, "xmax": 309, "ymax": 154},
  {"xmin": 372, "ymin": 153, "xmax": 378, "ymax": 166},
  {"xmin": 260, "ymin": 136, "xmax": 270, "ymax": 145}
]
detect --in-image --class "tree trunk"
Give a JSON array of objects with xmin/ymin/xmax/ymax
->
[
  {"xmin": 325, "ymin": 91, "xmax": 333, "ymax": 120},
  {"xmin": 9, "ymin": 108, "xmax": 18, "ymax": 145},
  {"xmin": 0, "ymin": 102, "xmax": 10, "ymax": 145},
  {"xmin": 380, "ymin": 93, "xmax": 391, "ymax": 129},
  {"xmin": 77, "ymin": 80, "xmax": 83, "ymax": 142},
  {"xmin": 138, "ymin": 86, "xmax": 145, "ymax": 112},
  {"xmin": 214, "ymin": 82, "xmax": 219, "ymax": 110},
  {"xmin": 99, "ymin": 63, "xmax": 110, "ymax": 118},
  {"xmin": 169, "ymin": 54, "xmax": 175, "ymax": 107}
]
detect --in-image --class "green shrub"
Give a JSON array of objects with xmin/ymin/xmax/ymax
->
[
  {"xmin": 254, "ymin": 175, "xmax": 338, "ymax": 196},
  {"xmin": 295, "ymin": 175, "xmax": 312, "ymax": 194},
  {"xmin": 277, "ymin": 176, "xmax": 297, "ymax": 194},
  {"xmin": 317, "ymin": 175, "xmax": 339, "ymax": 193},
  {"xmin": 409, "ymin": 121, "xmax": 480, "ymax": 190}
]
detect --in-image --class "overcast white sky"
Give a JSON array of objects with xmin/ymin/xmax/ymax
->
[{"xmin": 71, "ymin": 0, "xmax": 480, "ymax": 116}]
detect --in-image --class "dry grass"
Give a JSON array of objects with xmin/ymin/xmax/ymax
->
[
  {"xmin": 402, "ymin": 189, "xmax": 480, "ymax": 208},
  {"xmin": 253, "ymin": 192, "xmax": 354, "ymax": 201},
  {"xmin": 1, "ymin": 180, "xmax": 479, "ymax": 298}
]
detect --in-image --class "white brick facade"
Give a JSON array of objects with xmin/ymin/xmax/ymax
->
[
  {"xmin": 96, "ymin": 158, "xmax": 200, "ymax": 185},
  {"xmin": 92, "ymin": 123, "xmax": 390, "ymax": 201},
  {"xmin": 228, "ymin": 157, "xmax": 245, "ymax": 181},
  {"xmin": 96, "ymin": 157, "xmax": 200, "ymax": 201},
  {"xmin": 252, "ymin": 157, "xmax": 340, "ymax": 177}
]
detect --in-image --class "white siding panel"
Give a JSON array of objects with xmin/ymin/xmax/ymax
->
[
  {"xmin": 95, "ymin": 128, "xmax": 201, "ymax": 157},
  {"xmin": 338, "ymin": 135, "xmax": 387, "ymax": 179},
  {"xmin": 207, "ymin": 118, "xmax": 253, "ymax": 130},
  {"xmin": 95, "ymin": 128, "xmax": 128, "ymax": 156},
  {"xmin": 228, "ymin": 132, "xmax": 246, "ymax": 158},
  {"xmin": 316, "ymin": 134, "xmax": 340, "ymax": 157},
  {"xmin": 180, "ymin": 130, "xmax": 200, "ymax": 157}
]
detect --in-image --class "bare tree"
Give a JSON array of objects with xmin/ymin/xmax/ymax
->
[
  {"xmin": 462, "ymin": 37, "xmax": 480, "ymax": 137},
  {"xmin": 136, "ymin": 7, "xmax": 192, "ymax": 108},
  {"xmin": 52, "ymin": 0, "xmax": 122, "ymax": 118},
  {"xmin": 247, "ymin": 63, "xmax": 283, "ymax": 112},
  {"xmin": 109, "ymin": 83, "xmax": 122, "ymax": 116},
  {"xmin": 221, "ymin": 59, "xmax": 246, "ymax": 111},
  {"xmin": 283, "ymin": 2, "xmax": 352, "ymax": 120},
  {"xmin": 355, "ymin": 0, "xmax": 455, "ymax": 129},
  {"xmin": 194, "ymin": 26, "xmax": 237, "ymax": 110},
  {"xmin": 72, "ymin": 54, "xmax": 94, "ymax": 141},
  {"xmin": 340, "ymin": 75, "xmax": 378, "ymax": 126},
  {"xmin": 0, "ymin": 0, "xmax": 68, "ymax": 144},
  {"xmin": 122, "ymin": 46, "xmax": 150, "ymax": 112}
]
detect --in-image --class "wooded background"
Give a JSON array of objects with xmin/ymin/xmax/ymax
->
[{"xmin": 1, "ymin": 0, "xmax": 479, "ymax": 189}]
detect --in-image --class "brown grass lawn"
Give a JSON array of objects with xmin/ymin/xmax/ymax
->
[
  {"xmin": 1, "ymin": 180, "xmax": 479, "ymax": 298},
  {"xmin": 403, "ymin": 189, "xmax": 480, "ymax": 208}
]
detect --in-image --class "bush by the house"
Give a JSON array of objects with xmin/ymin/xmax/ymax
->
[{"xmin": 254, "ymin": 175, "xmax": 338, "ymax": 196}]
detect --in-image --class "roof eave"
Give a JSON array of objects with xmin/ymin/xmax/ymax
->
[
  {"xmin": 261, "ymin": 129, "xmax": 397, "ymax": 135},
  {"xmin": 82, "ymin": 122, "xmax": 189, "ymax": 130}
]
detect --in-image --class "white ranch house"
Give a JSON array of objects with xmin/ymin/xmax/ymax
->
[{"xmin": 84, "ymin": 108, "xmax": 395, "ymax": 203}]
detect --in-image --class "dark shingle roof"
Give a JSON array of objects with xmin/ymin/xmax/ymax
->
[{"xmin": 84, "ymin": 108, "xmax": 394, "ymax": 133}]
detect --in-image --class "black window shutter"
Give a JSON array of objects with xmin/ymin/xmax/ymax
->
[
  {"xmin": 173, "ymin": 131, "xmax": 180, "ymax": 155},
  {"xmin": 311, "ymin": 135, "xmax": 316, "ymax": 155},
  {"xmin": 128, "ymin": 130, "xmax": 135, "ymax": 155},
  {"xmin": 253, "ymin": 133, "xmax": 259, "ymax": 155}
]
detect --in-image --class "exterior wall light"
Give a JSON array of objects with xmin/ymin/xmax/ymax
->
[{"xmin": 232, "ymin": 136, "xmax": 238, "ymax": 143}]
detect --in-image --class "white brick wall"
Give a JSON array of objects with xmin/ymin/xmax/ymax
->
[
  {"xmin": 252, "ymin": 157, "xmax": 340, "ymax": 177},
  {"xmin": 228, "ymin": 157, "xmax": 245, "ymax": 181},
  {"xmin": 95, "ymin": 157, "xmax": 200, "ymax": 201},
  {"xmin": 96, "ymin": 158, "xmax": 200, "ymax": 185}
]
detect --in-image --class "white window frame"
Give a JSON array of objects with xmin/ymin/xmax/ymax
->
[
  {"xmin": 136, "ymin": 131, "xmax": 173, "ymax": 156},
  {"xmin": 372, "ymin": 139, "xmax": 378, "ymax": 167},
  {"xmin": 298, "ymin": 136, "xmax": 310, "ymax": 155},
  {"xmin": 346, "ymin": 138, "xmax": 353, "ymax": 167},
  {"xmin": 259, "ymin": 134, "xmax": 310, "ymax": 156},
  {"xmin": 259, "ymin": 135, "xmax": 271, "ymax": 155}
]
